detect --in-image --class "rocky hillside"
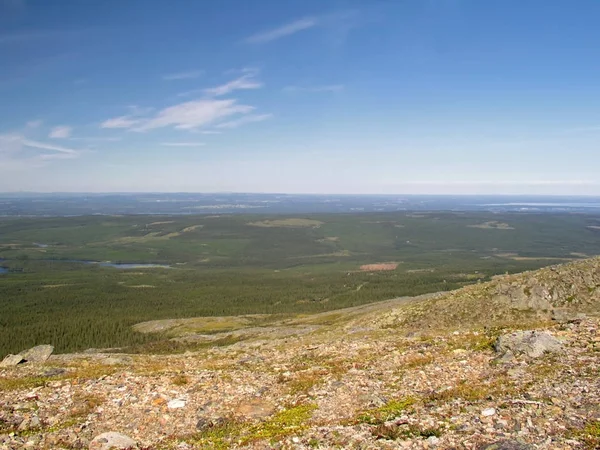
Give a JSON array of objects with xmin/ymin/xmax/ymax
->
[{"xmin": 1, "ymin": 258, "xmax": 600, "ymax": 449}]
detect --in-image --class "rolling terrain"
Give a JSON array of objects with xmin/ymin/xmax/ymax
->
[
  {"xmin": 1, "ymin": 257, "xmax": 599, "ymax": 449},
  {"xmin": 1, "ymin": 212, "xmax": 600, "ymax": 357}
]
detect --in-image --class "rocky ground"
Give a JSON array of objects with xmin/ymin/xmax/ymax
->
[{"xmin": 1, "ymin": 258, "xmax": 600, "ymax": 449}]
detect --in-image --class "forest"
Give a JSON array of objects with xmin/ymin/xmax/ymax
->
[{"xmin": 1, "ymin": 211, "xmax": 599, "ymax": 357}]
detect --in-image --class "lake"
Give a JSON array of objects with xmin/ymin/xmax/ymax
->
[{"xmin": 49, "ymin": 260, "xmax": 172, "ymax": 269}]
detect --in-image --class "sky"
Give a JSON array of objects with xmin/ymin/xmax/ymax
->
[{"xmin": 1, "ymin": 0, "xmax": 600, "ymax": 195}]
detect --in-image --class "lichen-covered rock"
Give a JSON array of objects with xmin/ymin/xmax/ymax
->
[
  {"xmin": 0, "ymin": 354, "xmax": 25, "ymax": 367},
  {"xmin": 20, "ymin": 345, "xmax": 54, "ymax": 363},
  {"xmin": 495, "ymin": 330, "xmax": 562, "ymax": 358},
  {"xmin": 89, "ymin": 432, "xmax": 137, "ymax": 450},
  {"xmin": 479, "ymin": 440, "xmax": 534, "ymax": 450}
]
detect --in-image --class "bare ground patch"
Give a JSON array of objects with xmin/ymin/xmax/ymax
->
[
  {"xmin": 248, "ymin": 218, "xmax": 324, "ymax": 228},
  {"xmin": 360, "ymin": 262, "xmax": 399, "ymax": 272},
  {"xmin": 468, "ymin": 221, "xmax": 514, "ymax": 230}
]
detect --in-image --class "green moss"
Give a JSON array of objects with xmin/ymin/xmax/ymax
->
[
  {"xmin": 244, "ymin": 403, "xmax": 317, "ymax": 443},
  {"xmin": 372, "ymin": 423, "xmax": 443, "ymax": 440},
  {"xmin": 188, "ymin": 421, "xmax": 243, "ymax": 450},
  {"xmin": 357, "ymin": 397, "xmax": 416, "ymax": 425},
  {"xmin": 0, "ymin": 376, "xmax": 49, "ymax": 392}
]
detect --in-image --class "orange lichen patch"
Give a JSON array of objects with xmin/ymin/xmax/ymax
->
[{"xmin": 360, "ymin": 262, "xmax": 399, "ymax": 272}]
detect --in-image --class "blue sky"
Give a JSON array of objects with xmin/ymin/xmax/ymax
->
[{"xmin": 1, "ymin": 0, "xmax": 600, "ymax": 194}]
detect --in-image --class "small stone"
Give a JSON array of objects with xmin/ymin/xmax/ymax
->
[
  {"xmin": 167, "ymin": 399, "xmax": 186, "ymax": 409},
  {"xmin": 152, "ymin": 397, "xmax": 167, "ymax": 406},
  {"xmin": 427, "ymin": 436, "xmax": 440, "ymax": 445},
  {"xmin": 482, "ymin": 408, "xmax": 496, "ymax": 417},
  {"xmin": 89, "ymin": 432, "xmax": 138, "ymax": 450}
]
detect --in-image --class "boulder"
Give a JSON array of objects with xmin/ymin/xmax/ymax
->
[
  {"xmin": 89, "ymin": 432, "xmax": 138, "ymax": 450},
  {"xmin": 495, "ymin": 331, "xmax": 562, "ymax": 359},
  {"xmin": 20, "ymin": 345, "xmax": 54, "ymax": 363},
  {"xmin": 0, "ymin": 354, "xmax": 25, "ymax": 367}
]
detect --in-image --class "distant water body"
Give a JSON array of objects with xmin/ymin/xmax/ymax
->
[
  {"xmin": 50, "ymin": 260, "xmax": 172, "ymax": 269},
  {"xmin": 484, "ymin": 202, "xmax": 600, "ymax": 208}
]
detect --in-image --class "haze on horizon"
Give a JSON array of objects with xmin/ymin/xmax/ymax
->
[{"xmin": 1, "ymin": 0, "xmax": 600, "ymax": 195}]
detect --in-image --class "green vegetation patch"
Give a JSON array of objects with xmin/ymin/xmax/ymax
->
[{"xmin": 357, "ymin": 397, "xmax": 416, "ymax": 425}]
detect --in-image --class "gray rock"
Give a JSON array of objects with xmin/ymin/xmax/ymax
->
[
  {"xmin": 20, "ymin": 345, "xmax": 54, "ymax": 363},
  {"xmin": 17, "ymin": 415, "xmax": 41, "ymax": 431},
  {"xmin": 89, "ymin": 432, "xmax": 138, "ymax": 450},
  {"xmin": 551, "ymin": 308, "xmax": 586, "ymax": 323},
  {"xmin": 495, "ymin": 330, "xmax": 562, "ymax": 359},
  {"xmin": 479, "ymin": 440, "xmax": 533, "ymax": 450},
  {"xmin": 0, "ymin": 354, "xmax": 25, "ymax": 367},
  {"xmin": 43, "ymin": 367, "xmax": 66, "ymax": 377}
]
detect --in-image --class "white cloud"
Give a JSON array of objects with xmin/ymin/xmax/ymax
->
[
  {"xmin": 26, "ymin": 120, "xmax": 43, "ymax": 128},
  {"xmin": 133, "ymin": 99, "xmax": 254, "ymax": 131},
  {"xmin": 49, "ymin": 125, "xmax": 72, "ymax": 138},
  {"xmin": 204, "ymin": 74, "xmax": 263, "ymax": 97},
  {"xmin": 176, "ymin": 89, "xmax": 204, "ymax": 98},
  {"xmin": 163, "ymin": 70, "xmax": 204, "ymax": 81},
  {"xmin": 283, "ymin": 84, "xmax": 344, "ymax": 93},
  {"xmin": 69, "ymin": 136, "xmax": 122, "ymax": 142},
  {"xmin": 100, "ymin": 116, "xmax": 141, "ymax": 129},
  {"xmin": 195, "ymin": 130, "xmax": 222, "ymax": 135},
  {"xmin": 160, "ymin": 142, "xmax": 206, "ymax": 147},
  {"xmin": 215, "ymin": 113, "xmax": 273, "ymax": 129},
  {"xmin": 22, "ymin": 139, "xmax": 79, "ymax": 155},
  {"xmin": 244, "ymin": 17, "xmax": 318, "ymax": 44},
  {"xmin": 0, "ymin": 133, "xmax": 22, "ymax": 156},
  {"xmin": 0, "ymin": 133, "xmax": 82, "ymax": 169}
]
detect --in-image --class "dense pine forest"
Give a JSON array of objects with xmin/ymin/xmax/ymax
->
[{"xmin": 1, "ymin": 211, "xmax": 599, "ymax": 356}]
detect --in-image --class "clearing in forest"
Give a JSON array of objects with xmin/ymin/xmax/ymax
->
[
  {"xmin": 360, "ymin": 262, "xmax": 399, "ymax": 271},
  {"xmin": 247, "ymin": 218, "xmax": 324, "ymax": 228},
  {"xmin": 468, "ymin": 221, "xmax": 514, "ymax": 229}
]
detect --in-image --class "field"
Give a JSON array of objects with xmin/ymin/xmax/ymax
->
[{"xmin": 1, "ymin": 211, "xmax": 600, "ymax": 357}]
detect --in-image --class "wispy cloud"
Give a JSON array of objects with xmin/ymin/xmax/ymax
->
[
  {"xmin": 163, "ymin": 70, "xmax": 204, "ymax": 81},
  {"xmin": 22, "ymin": 139, "xmax": 79, "ymax": 155},
  {"xmin": 283, "ymin": 84, "xmax": 344, "ymax": 93},
  {"xmin": 215, "ymin": 113, "xmax": 273, "ymax": 129},
  {"xmin": 204, "ymin": 73, "xmax": 263, "ymax": 97},
  {"xmin": 26, "ymin": 120, "xmax": 42, "ymax": 128},
  {"xmin": 100, "ymin": 116, "xmax": 141, "ymax": 129},
  {"xmin": 69, "ymin": 136, "xmax": 122, "ymax": 142},
  {"xmin": 0, "ymin": 128, "xmax": 84, "ymax": 170},
  {"xmin": 244, "ymin": 17, "xmax": 318, "ymax": 44},
  {"xmin": 49, "ymin": 125, "xmax": 72, "ymax": 139},
  {"xmin": 176, "ymin": 89, "xmax": 205, "ymax": 98},
  {"xmin": 133, "ymin": 99, "xmax": 254, "ymax": 132},
  {"xmin": 160, "ymin": 142, "xmax": 206, "ymax": 147}
]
